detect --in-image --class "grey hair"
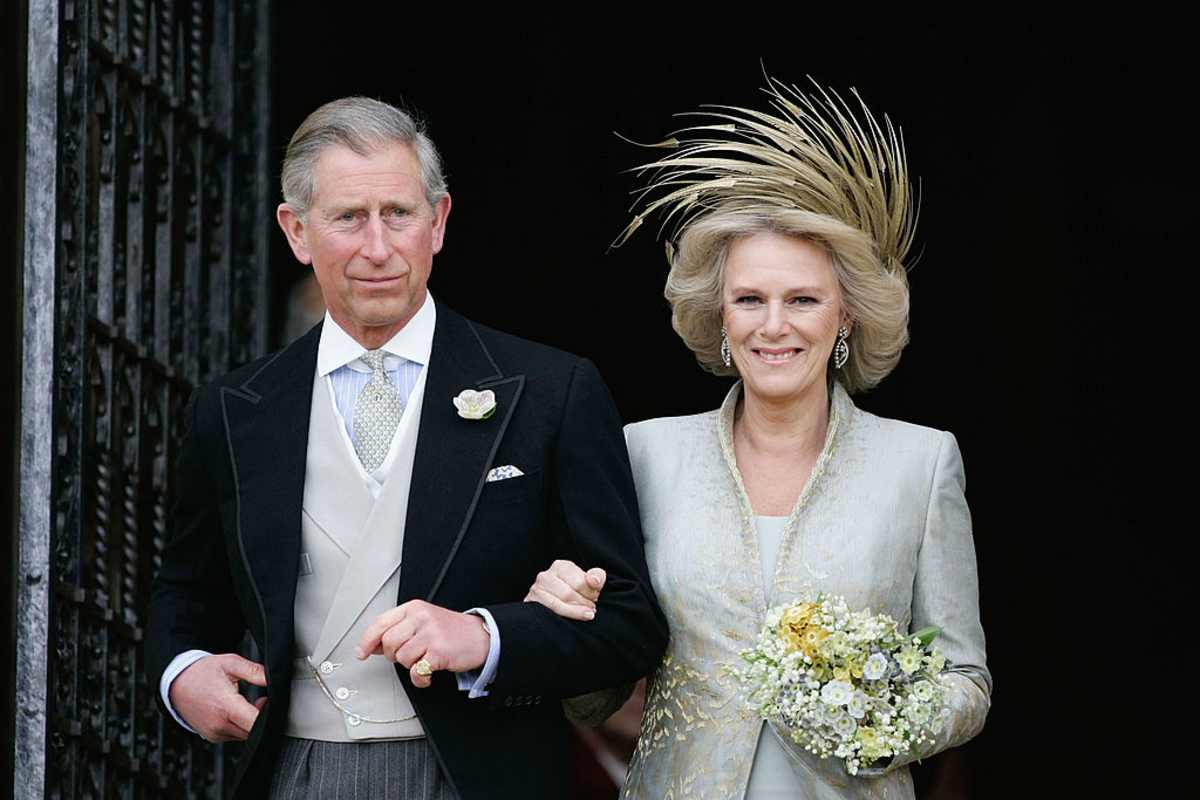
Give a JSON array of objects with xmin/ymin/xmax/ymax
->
[
  {"xmin": 665, "ymin": 207, "xmax": 910, "ymax": 394},
  {"xmin": 280, "ymin": 96, "xmax": 448, "ymax": 218}
]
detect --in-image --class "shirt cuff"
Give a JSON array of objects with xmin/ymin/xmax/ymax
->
[
  {"xmin": 160, "ymin": 650, "xmax": 212, "ymax": 733},
  {"xmin": 456, "ymin": 608, "xmax": 500, "ymax": 698}
]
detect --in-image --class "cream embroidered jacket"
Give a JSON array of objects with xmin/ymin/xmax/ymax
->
[{"xmin": 598, "ymin": 382, "xmax": 991, "ymax": 800}]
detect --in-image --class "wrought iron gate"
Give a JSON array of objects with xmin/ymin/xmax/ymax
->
[{"xmin": 16, "ymin": 1, "xmax": 270, "ymax": 797}]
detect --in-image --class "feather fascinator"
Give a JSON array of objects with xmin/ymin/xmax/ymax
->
[{"xmin": 616, "ymin": 75, "xmax": 917, "ymax": 277}]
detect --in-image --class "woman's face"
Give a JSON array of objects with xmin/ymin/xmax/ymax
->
[{"xmin": 722, "ymin": 232, "xmax": 847, "ymax": 406}]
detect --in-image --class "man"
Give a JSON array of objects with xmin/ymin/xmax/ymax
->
[{"xmin": 145, "ymin": 97, "xmax": 668, "ymax": 799}]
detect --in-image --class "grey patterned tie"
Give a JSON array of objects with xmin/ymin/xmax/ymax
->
[{"xmin": 353, "ymin": 350, "xmax": 403, "ymax": 474}]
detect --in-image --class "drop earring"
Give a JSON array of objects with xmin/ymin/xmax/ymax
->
[
  {"xmin": 720, "ymin": 326, "xmax": 732, "ymax": 368},
  {"xmin": 834, "ymin": 325, "xmax": 850, "ymax": 369}
]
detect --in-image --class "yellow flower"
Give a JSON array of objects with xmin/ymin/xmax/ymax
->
[
  {"xmin": 856, "ymin": 725, "xmax": 878, "ymax": 747},
  {"xmin": 781, "ymin": 603, "xmax": 815, "ymax": 629},
  {"xmin": 778, "ymin": 603, "xmax": 822, "ymax": 654},
  {"xmin": 802, "ymin": 626, "xmax": 828, "ymax": 647},
  {"xmin": 857, "ymin": 726, "xmax": 886, "ymax": 761},
  {"xmin": 833, "ymin": 666, "xmax": 851, "ymax": 682},
  {"xmin": 849, "ymin": 657, "xmax": 865, "ymax": 679},
  {"xmin": 780, "ymin": 627, "xmax": 804, "ymax": 653},
  {"xmin": 798, "ymin": 625, "xmax": 829, "ymax": 660}
]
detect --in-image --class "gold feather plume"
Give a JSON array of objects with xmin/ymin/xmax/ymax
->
[{"xmin": 615, "ymin": 75, "xmax": 918, "ymax": 273}]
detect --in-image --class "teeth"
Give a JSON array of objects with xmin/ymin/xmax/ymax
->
[{"xmin": 758, "ymin": 350, "xmax": 797, "ymax": 362}]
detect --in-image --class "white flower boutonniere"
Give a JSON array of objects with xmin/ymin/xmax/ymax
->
[{"xmin": 453, "ymin": 389, "xmax": 497, "ymax": 420}]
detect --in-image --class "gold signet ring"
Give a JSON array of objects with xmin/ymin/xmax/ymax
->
[{"xmin": 413, "ymin": 658, "xmax": 434, "ymax": 677}]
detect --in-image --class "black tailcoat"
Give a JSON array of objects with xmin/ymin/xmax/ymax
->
[{"xmin": 146, "ymin": 304, "xmax": 668, "ymax": 798}]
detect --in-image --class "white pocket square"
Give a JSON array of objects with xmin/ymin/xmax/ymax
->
[{"xmin": 486, "ymin": 465, "xmax": 525, "ymax": 482}]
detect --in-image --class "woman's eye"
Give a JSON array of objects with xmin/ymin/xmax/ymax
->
[
  {"xmin": 735, "ymin": 295, "xmax": 762, "ymax": 305},
  {"xmin": 790, "ymin": 296, "xmax": 816, "ymax": 305}
]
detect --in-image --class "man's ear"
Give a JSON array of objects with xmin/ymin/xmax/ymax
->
[
  {"xmin": 277, "ymin": 203, "xmax": 312, "ymax": 265},
  {"xmin": 429, "ymin": 194, "xmax": 452, "ymax": 255}
]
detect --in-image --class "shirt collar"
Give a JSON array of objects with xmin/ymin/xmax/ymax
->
[{"xmin": 316, "ymin": 292, "xmax": 437, "ymax": 377}]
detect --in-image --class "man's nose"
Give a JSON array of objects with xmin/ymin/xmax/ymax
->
[{"xmin": 360, "ymin": 215, "xmax": 390, "ymax": 263}]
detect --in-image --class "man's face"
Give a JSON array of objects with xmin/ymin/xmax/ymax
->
[{"xmin": 277, "ymin": 142, "xmax": 451, "ymax": 346}]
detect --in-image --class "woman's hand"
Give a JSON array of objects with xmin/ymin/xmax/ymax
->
[{"xmin": 524, "ymin": 559, "xmax": 607, "ymax": 620}]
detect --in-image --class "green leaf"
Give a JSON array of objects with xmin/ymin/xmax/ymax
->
[{"xmin": 912, "ymin": 626, "xmax": 941, "ymax": 647}]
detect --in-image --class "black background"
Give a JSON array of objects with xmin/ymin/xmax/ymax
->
[
  {"xmin": 1, "ymin": 8, "xmax": 1187, "ymax": 798},
  {"xmin": 266, "ymin": 11, "xmax": 1189, "ymax": 797}
]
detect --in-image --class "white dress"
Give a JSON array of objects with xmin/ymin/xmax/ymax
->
[
  {"xmin": 744, "ymin": 515, "xmax": 801, "ymax": 800},
  {"xmin": 617, "ymin": 382, "xmax": 991, "ymax": 800}
]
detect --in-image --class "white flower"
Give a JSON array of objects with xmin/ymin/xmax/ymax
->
[
  {"xmin": 847, "ymin": 691, "xmax": 869, "ymax": 719},
  {"xmin": 453, "ymin": 389, "xmax": 496, "ymax": 420},
  {"xmin": 820, "ymin": 680, "xmax": 853, "ymax": 707},
  {"xmin": 863, "ymin": 652, "xmax": 889, "ymax": 681},
  {"xmin": 833, "ymin": 712, "xmax": 858, "ymax": 738},
  {"xmin": 735, "ymin": 592, "xmax": 952, "ymax": 777},
  {"xmin": 904, "ymin": 701, "xmax": 930, "ymax": 725},
  {"xmin": 896, "ymin": 647, "xmax": 922, "ymax": 675},
  {"xmin": 819, "ymin": 702, "xmax": 842, "ymax": 725}
]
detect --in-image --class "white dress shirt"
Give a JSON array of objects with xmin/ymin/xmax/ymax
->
[{"xmin": 160, "ymin": 294, "xmax": 501, "ymax": 732}]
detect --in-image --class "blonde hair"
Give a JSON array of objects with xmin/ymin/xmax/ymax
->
[
  {"xmin": 620, "ymin": 77, "xmax": 917, "ymax": 394},
  {"xmin": 666, "ymin": 207, "xmax": 909, "ymax": 394}
]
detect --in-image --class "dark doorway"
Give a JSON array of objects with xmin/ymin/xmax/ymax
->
[
  {"xmin": 267, "ymin": 13, "xmax": 1186, "ymax": 798},
  {"xmin": 9, "ymin": 8, "xmax": 1185, "ymax": 797}
]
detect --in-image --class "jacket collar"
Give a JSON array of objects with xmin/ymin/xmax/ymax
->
[{"xmin": 715, "ymin": 380, "xmax": 854, "ymax": 610}]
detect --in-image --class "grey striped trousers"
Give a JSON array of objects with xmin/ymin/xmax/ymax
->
[{"xmin": 268, "ymin": 736, "xmax": 457, "ymax": 799}]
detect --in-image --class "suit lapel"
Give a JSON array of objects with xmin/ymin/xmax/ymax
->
[
  {"xmin": 219, "ymin": 323, "xmax": 319, "ymax": 668},
  {"xmin": 399, "ymin": 307, "xmax": 525, "ymax": 603},
  {"xmin": 216, "ymin": 308, "xmax": 520, "ymax": 659}
]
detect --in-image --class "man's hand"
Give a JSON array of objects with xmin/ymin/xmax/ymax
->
[
  {"xmin": 169, "ymin": 654, "xmax": 268, "ymax": 742},
  {"xmin": 354, "ymin": 600, "xmax": 490, "ymax": 689},
  {"xmin": 524, "ymin": 559, "xmax": 606, "ymax": 621}
]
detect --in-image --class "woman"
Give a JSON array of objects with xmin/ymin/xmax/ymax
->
[{"xmin": 526, "ymin": 78, "xmax": 990, "ymax": 799}]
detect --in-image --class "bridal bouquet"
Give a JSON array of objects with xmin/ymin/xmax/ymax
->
[{"xmin": 732, "ymin": 595, "xmax": 950, "ymax": 776}]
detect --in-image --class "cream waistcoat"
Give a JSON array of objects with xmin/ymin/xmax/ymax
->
[{"xmin": 285, "ymin": 366, "xmax": 427, "ymax": 741}]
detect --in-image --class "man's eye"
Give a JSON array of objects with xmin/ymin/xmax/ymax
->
[
  {"xmin": 338, "ymin": 212, "xmax": 356, "ymax": 222},
  {"xmin": 390, "ymin": 207, "xmax": 408, "ymax": 217}
]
